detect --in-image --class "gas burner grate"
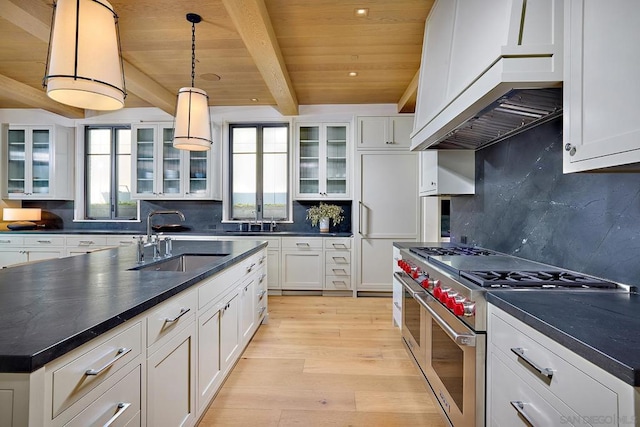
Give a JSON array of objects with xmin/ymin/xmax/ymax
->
[
  {"xmin": 410, "ymin": 246, "xmax": 498, "ymax": 257},
  {"xmin": 460, "ymin": 270, "xmax": 618, "ymax": 289}
]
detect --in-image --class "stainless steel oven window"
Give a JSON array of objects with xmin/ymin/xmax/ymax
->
[
  {"xmin": 431, "ymin": 318, "xmax": 465, "ymax": 409},
  {"xmin": 404, "ymin": 287, "xmax": 421, "ymax": 347}
]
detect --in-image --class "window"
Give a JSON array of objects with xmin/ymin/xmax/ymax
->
[
  {"xmin": 85, "ymin": 126, "xmax": 136, "ymax": 220},
  {"xmin": 229, "ymin": 123, "xmax": 289, "ymax": 221}
]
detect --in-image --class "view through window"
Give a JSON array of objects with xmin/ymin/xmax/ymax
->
[
  {"xmin": 229, "ymin": 123, "xmax": 289, "ymax": 221},
  {"xmin": 85, "ymin": 126, "xmax": 136, "ymax": 220}
]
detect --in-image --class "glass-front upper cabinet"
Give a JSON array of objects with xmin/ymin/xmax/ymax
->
[
  {"xmin": 2, "ymin": 124, "xmax": 74, "ymax": 200},
  {"xmin": 131, "ymin": 123, "xmax": 213, "ymax": 200},
  {"xmin": 295, "ymin": 123, "xmax": 350, "ymax": 199}
]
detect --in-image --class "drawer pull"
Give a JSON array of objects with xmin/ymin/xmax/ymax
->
[
  {"xmin": 257, "ymin": 289, "xmax": 267, "ymax": 300},
  {"xmin": 246, "ymin": 262, "xmax": 256, "ymax": 273},
  {"xmin": 258, "ymin": 306, "xmax": 266, "ymax": 316},
  {"xmin": 259, "ymin": 255, "xmax": 266, "ymax": 264},
  {"xmin": 296, "ymin": 242, "xmax": 310, "ymax": 247},
  {"xmin": 332, "ymin": 280, "xmax": 347, "ymax": 287},
  {"xmin": 165, "ymin": 307, "xmax": 190, "ymax": 323},
  {"xmin": 85, "ymin": 347, "xmax": 131, "ymax": 376},
  {"xmin": 393, "ymin": 301, "xmax": 401, "ymax": 310},
  {"xmin": 37, "ymin": 240, "xmax": 52, "ymax": 244},
  {"xmin": 119, "ymin": 241, "xmax": 134, "ymax": 245},
  {"xmin": 332, "ymin": 256, "xmax": 348, "ymax": 263},
  {"xmin": 511, "ymin": 347, "xmax": 554, "ymax": 378},
  {"xmin": 103, "ymin": 402, "xmax": 132, "ymax": 427},
  {"xmin": 332, "ymin": 268, "xmax": 347, "ymax": 275},
  {"xmin": 0, "ymin": 239, "xmax": 11, "ymax": 244},
  {"xmin": 259, "ymin": 273, "xmax": 266, "ymax": 283},
  {"xmin": 510, "ymin": 401, "xmax": 538, "ymax": 427},
  {"xmin": 332, "ymin": 243, "xmax": 347, "ymax": 249},
  {"xmin": 78, "ymin": 240, "xmax": 95, "ymax": 246}
]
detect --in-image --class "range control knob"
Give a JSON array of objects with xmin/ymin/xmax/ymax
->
[
  {"xmin": 411, "ymin": 268, "xmax": 421, "ymax": 279},
  {"xmin": 433, "ymin": 286, "xmax": 443, "ymax": 299},
  {"xmin": 421, "ymin": 277, "xmax": 439, "ymax": 290},
  {"xmin": 445, "ymin": 290, "xmax": 459, "ymax": 309},
  {"xmin": 438, "ymin": 287, "xmax": 451, "ymax": 304},
  {"xmin": 451, "ymin": 296, "xmax": 467, "ymax": 316},
  {"xmin": 462, "ymin": 301, "xmax": 476, "ymax": 316}
]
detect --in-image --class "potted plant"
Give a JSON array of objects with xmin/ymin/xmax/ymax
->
[{"xmin": 306, "ymin": 203, "xmax": 344, "ymax": 233}]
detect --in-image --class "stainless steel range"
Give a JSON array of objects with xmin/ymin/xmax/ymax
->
[{"xmin": 395, "ymin": 244, "xmax": 632, "ymax": 427}]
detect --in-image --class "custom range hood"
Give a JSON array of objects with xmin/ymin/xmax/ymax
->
[{"xmin": 410, "ymin": 0, "xmax": 563, "ymax": 151}]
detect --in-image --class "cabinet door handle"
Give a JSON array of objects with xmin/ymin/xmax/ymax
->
[
  {"xmin": 391, "ymin": 119, "xmax": 395, "ymax": 143},
  {"xmin": 510, "ymin": 347, "xmax": 554, "ymax": 378},
  {"xmin": 510, "ymin": 401, "xmax": 538, "ymax": 427},
  {"xmin": 103, "ymin": 402, "xmax": 132, "ymax": 427},
  {"xmin": 259, "ymin": 273, "xmax": 266, "ymax": 283},
  {"xmin": 360, "ymin": 120, "xmax": 364, "ymax": 144},
  {"xmin": 393, "ymin": 301, "xmax": 401, "ymax": 310},
  {"xmin": 358, "ymin": 201, "xmax": 368, "ymax": 237},
  {"xmin": 165, "ymin": 307, "xmax": 190, "ymax": 323},
  {"xmin": 85, "ymin": 347, "xmax": 132, "ymax": 376}
]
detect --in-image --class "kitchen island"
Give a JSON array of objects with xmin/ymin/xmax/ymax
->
[{"xmin": 0, "ymin": 239, "xmax": 268, "ymax": 426}]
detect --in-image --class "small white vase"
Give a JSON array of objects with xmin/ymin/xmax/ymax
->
[{"xmin": 319, "ymin": 217, "xmax": 330, "ymax": 233}]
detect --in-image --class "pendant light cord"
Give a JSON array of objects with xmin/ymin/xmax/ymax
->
[{"xmin": 191, "ymin": 21, "xmax": 196, "ymax": 88}]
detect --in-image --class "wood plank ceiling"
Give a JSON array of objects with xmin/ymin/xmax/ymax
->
[{"xmin": 0, "ymin": 0, "xmax": 433, "ymax": 118}]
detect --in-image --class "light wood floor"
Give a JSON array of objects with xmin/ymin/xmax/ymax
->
[{"xmin": 198, "ymin": 296, "xmax": 447, "ymax": 427}]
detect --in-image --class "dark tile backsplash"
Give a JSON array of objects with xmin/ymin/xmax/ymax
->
[
  {"xmin": 451, "ymin": 117, "xmax": 640, "ymax": 287},
  {"xmin": 24, "ymin": 200, "xmax": 352, "ymax": 234}
]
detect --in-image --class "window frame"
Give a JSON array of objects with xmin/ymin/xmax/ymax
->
[
  {"xmin": 226, "ymin": 122, "xmax": 291, "ymax": 222},
  {"xmin": 76, "ymin": 124, "xmax": 139, "ymax": 222}
]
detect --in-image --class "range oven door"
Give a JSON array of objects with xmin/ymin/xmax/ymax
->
[
  {"xmin": 396, "ymin": 272, "xmax": 426, "ymax": 370},
  {"xmin": 415, "ymin": 292, "xmax": 486, "ymax": 427}
]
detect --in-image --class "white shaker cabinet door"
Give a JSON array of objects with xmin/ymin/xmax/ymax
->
[
  {"xmin": 564, "ymin": 0, "xmax": 640, "ymax": 172},
  {"xmin": 359, "ymin": 152, "xmax": 418, "ymax": 238}
]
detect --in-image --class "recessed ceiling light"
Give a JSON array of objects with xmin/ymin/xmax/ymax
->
[
  {"xmin": 355, "ymin": 8, "xmax": 369, "ymax": 17},
  {"xmin": 348, "ymin": 72, "xmax": 358, "ymax": 77},
  {"xmin": 200, "ymin": 73, "xmax": 221, "ymax": 81}
]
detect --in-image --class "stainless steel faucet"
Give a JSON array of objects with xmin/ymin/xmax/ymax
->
[{"xmin": 146, "ymin": 210, "xmax": 186, "ymax": 243}]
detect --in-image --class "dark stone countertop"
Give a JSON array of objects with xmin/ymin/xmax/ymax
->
[
  {"xmin": 0, "ymin": 230, "xmax": 353, "ymax": 238},
  {"xmin": 487, "ymin": 291, "xmax": 640, "ymax": 386},
  {"xmin": 0, "ymin": 240, "xmax": 267, "ymax": 373}
]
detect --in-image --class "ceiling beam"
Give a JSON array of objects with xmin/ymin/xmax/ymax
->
[
  {"xmin": 397, "ymin": 68, "xmax": 420, "ymax": 113},
  {"xmin": 0, "ymin": 74, "xmax": 84, "ymax": 119},
  {"xmin": 0, "ymin": 0, "xmax": 175, "ymax": 116},
  {"xmin": 222, "ymin": 0, "xmax": 298, "ymax": 116}
]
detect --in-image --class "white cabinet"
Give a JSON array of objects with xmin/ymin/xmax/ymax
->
[
  {"xmin": 356, "ymin": 152, "xmax": 418, "ymax": 292},
  {"xmin": 65, "ymin": 235, "xmax": 110, "ymax": 256},
  {"xmin": 219, "ymin": 292, "xmax": 240, "ymax": 371},
  {"xmin": 147, "ymin": 321, "xmax": 196, "ymax": 427},
  {"xmin": 324, "ymin": 238, "xmax": 351, "ymax": 292},
  {"xmin": 295, "ymin": 123, "xmax": 350, "ymax": 199},
  {"xmin": 418, "ymin": 151, "xmax": 475, "ymax": 196},
  {"xmin": 239, "ymin": 274, "xmax": 257, "ymax": 345},
  {"xmin": 2, "ymin": 124, "xmax": 74, "ymax": 200},
  {"xmin": 281, "ymin": 237, "xmax": 323, "ymax": 290},
  {"xmin": 391, "ymin": 246, "xmax": 402, "ymax": 328},
  {"xmin": 563, "ymin": 0, "xmax": 640, "ymax": 173},
  {"xmin": 132, "ymin": 123, "xmax": 216, "ymax": 200},
  {"xmin": 487, "ymin": 304, "xmax": 637, "ymax": 426},
  {"xmin": 356, "ymin": 116, "xmax": 413, "ymax": 149}
]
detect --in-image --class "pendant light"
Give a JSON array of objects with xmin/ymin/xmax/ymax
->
[
  {"xmin": 172, "ymin": 13, "xmax": 213, "ymax": 151},
  {"xmin": 43, "ymin": 0, "xmax": 126, "ymax": 110}
]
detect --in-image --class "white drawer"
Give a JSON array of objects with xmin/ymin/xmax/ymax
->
[
  {"xmin": 147, "ymin": 290, "xmax": 196, "ymax": 351},
  {"xmin": 489, "ymin": 351, "xmax": 581, "ymax": 426},
  {"xmin": 199, "ymin": 265, "xmax": 242, "ymax": 310},
  {"xmin": 0, "ymin": 236, "xmax": 23, "ymax": 246},
  {"xmin": 66, "ymin": 236, "xmax": 108, "ymax": 248},
  {"xmin": 51, "ymin": 322, "xmax": 142, "ymax": 418},
  {"xmin": 490, "ymin": 311, "xmax": 618, "ymax": 419},
  {"xmin": 105, "ymin": 236, "xmax": 138, "ymax": 247},
  {"xmin": 325, "ymin": 265, "xmax": 350, "ymax": 276},
  {"xmin": 324, "ymin": 238, "xmax": 351, "ymax": 249},
  {"xmin": 325, "ymin": 276, "xmax": 351, "ymax": 290},
  {"xmin": 282, "ymin": 237, "xmax": 323, "ymax": 250},
  {"xmin": 325, "ymin": 251, "xmax": 350, "ymax": 265},
  {"xmin": 65, "ymin": 364, "xmax": 141, "ymax": 427},
  {"xmin": 23, "ymin": 235, "xmax": 65, "ymax": 246}
]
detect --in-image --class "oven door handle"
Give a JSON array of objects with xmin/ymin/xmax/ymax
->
[{"xmin": 414, "ymin": 293, "xmax": 477, "ymax": 347}]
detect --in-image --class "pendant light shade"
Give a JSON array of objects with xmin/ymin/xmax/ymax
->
[
  {"xmin": 173, "ymin": 13, "xmax": 213, "ymax": 151},
  {"xmin": 173, "ymin": 87, "xmax": 212, "ymax": 151},
  {"xmin": 43, "ymin": 0, "xmax": 126, "ymax": 110}
]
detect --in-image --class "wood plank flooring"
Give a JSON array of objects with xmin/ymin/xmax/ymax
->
[{"xmin": 198, "ymin": 296, "xmax": 447, "ymax": 427}]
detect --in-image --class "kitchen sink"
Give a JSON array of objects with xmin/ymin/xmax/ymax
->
[{"xmin": 130, "ymin": 254, "xmax": 229, "ymax": 272}]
